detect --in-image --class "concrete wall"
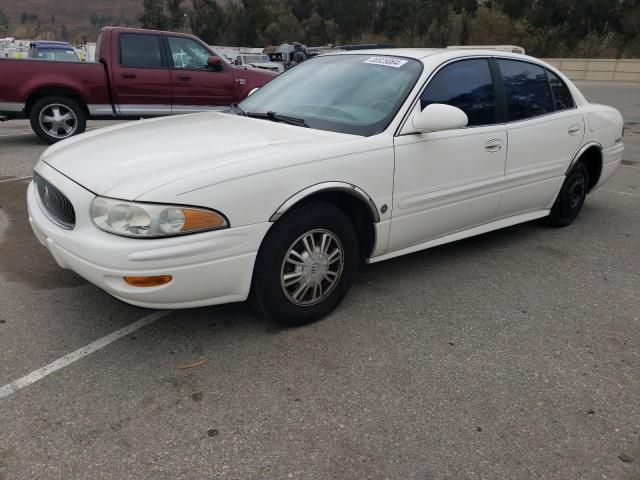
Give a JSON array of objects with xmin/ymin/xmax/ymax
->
[{"xmin": 543, "ymin": 58, "xmax": 640, "ymax": 82}]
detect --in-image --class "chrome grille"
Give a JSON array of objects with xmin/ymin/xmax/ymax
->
[{"xmin": 34, "ymin": 172, "xmax": 76, "ymax": 229}]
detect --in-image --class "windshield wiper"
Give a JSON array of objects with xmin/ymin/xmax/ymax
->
[
  {"xmin": 229, "ymin": 103, "xmax": 246, "ymax": 116},
  {"xmin": 246, "ymin": 111, "xmax": 309, "ymax": 128}
]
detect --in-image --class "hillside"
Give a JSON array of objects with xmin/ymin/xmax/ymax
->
[{"xmin": 0, "ymin": 0, "xmax": 193, "ymax": 41}]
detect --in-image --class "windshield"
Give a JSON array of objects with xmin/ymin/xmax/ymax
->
[
  {"xmin": 238, "ymin": 54, "xmax": 423, "ymax": 136},
  {"xmin": 245, "ymin": 54, "xmax": 270, "ymax": 64},
  {"xmin": 35, "ymin": 49, "xmax": 79, "ymax": 62}
]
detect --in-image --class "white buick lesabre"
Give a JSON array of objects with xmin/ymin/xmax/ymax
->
[{"xmin": 28, "ymin": 49, "xmax": 624, "ymax": 325}]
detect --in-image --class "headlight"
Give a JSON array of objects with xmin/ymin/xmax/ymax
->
[{"xmin": 90, "ymin": 197, "xmax": 228, "ymax": 238}]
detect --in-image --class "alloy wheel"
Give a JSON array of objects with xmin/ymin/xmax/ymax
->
[{"xmin": 280, "ymin": 229, "xmax": 344, "ymax": 306}]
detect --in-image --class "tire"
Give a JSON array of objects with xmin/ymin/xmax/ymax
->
[
  {"xmin": 546, "ymin": 160, "xmax": 589, "ymax": 227},
  {"xmin": 251, "ymin": 203, "xmax": 360, "ymax": 327},
  {"xmin": 29, "ymin": 96, "xmax": 86, "ymax": 144}
]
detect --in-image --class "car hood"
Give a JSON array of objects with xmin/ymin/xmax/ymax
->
[{"xmin": 41, "ymin": 112, "xmax": 359, "ymax": 200}]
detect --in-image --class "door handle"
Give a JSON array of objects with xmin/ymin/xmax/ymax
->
[
  {"xmin": 177, "ymin": 75, "xmax": 191, "ymax": 81},
  {"xmin": 568, "ymin": 125, "xmax": 582, "ymax": 136},
  {"xmin": 485, "ymin": 139, "xmax": 503, "ymax": 153},
  {"xmin": 121, "ymin": 73, "xmax": 137, "ymax": 79}
]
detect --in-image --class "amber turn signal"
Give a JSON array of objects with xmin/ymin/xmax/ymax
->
[
  {"xmin": 182, "ymin": 209, "xmax": 226, "ymax": 231},
  {"xmin": 124, "ymin": 275, "xmax": 173, "ymax": 287}
]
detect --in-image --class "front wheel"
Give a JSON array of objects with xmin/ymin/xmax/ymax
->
[
  {"xmin": 29, "ymin": 96, "xmax": 86, "ymax": 144},
  {"xmin": 251, "ymin": 203, "xmax": 360, "ymax": 326},
  {"xmin": 546, "ymin": 160, "xmax": 589, "ymax": 227}
]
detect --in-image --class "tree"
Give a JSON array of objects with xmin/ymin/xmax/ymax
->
[
  {"xmin": 190, "ymin": 0, "xmax": 225, "ymax": 43},
  {"xmin": 140, "ymin": 0, "xmax": 168, "ymax": 30},
  {"xmin": 0, "ymin": 8, "xmax": 9, "ymax": 33},
  {"xmin": 166, "ymin": 0, "xmax": 186, "ymax": 30},
  {"xmin": 90, "ymin": 13, "xmax": 113, "ymax": 31}
]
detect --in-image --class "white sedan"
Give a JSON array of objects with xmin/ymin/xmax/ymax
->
[{"xmin": 27, "ymin": 49, "xmax": 624, "ymax": 326}]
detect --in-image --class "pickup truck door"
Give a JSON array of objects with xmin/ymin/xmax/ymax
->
[
  {"xmin": 164, "ymin": 35, "xmax": 237, "ymax": 113},
  {"xmin": 110, "ymin": 32, "xmax": 172, "ymax": 116}
]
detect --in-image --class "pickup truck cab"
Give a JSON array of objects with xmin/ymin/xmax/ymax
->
[{"xmin": 0, "ymin": 27, "xmax": 276, "ymax": 143}]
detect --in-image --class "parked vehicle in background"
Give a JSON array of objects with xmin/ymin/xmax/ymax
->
[
  {"xmin": 27, "ymin": 49, "xmax": 623, "ymax": 326},
  {"xmin": 0, "ymin": 27, "xmax": 276, "ymax": 144},
  {"xmin": 234, "ymin": 53, "xmax": 283, "ymax": 73},
  {"xmin": 29, "ymin": 41, "xmax": 80, "ymax": 62}
]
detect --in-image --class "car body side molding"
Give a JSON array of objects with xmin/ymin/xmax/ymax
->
[{"xmin": 269, "ymin": 181, "xmax": 381, "ymax": 223}]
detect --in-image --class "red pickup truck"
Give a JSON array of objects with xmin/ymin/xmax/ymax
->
[{"xmin": 0, "ymin": 27, "xmax": 276, "ymax": 143}]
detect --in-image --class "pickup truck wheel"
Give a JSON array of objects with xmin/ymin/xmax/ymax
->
[
  {"xmin": 251, "ymin": 203, "xmax": 360, "ymax": 327},
  {"xmin": 29, "ymin": 96, "xmax": 86, "ymax": 144}
]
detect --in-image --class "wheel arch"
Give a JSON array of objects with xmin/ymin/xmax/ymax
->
[
  {"xmin": 25, "ymin": 86, "xmax": 89, "ymax": 116},
  {"xmin": 269, "ymin": 182, "xmax": 380, "ymax": 258},
  {"xmin": 568, "ymin": 142, "xmax": 603, "ymax": 192}
]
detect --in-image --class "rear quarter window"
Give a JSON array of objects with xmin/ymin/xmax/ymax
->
[
  {"xmin": 547, "ymin": 69, "xmax": 576, "ymax": 111},
  {"xmin": 498, "ymin": 59, "xmax": 554, "ymax": 121}
]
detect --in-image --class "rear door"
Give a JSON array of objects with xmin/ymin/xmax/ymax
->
[
  {"xmin": 110, "ymin": 32, "xmax": 172, "ymax": 116},
  {"xmin": 496, "ymin": 58, "xmax": 585, "ymax": 216},
  {"xmin": 164, "ymin": 35, "xmax": 237, "ymax": 113}
]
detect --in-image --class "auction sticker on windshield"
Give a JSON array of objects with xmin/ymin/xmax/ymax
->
[{"xmin": 364, "ymin": 56, "xmax": 409, "ymax": 68}]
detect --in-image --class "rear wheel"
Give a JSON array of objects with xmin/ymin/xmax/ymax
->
[
  {"xmin": 546, "ymin": 160, "xmax": 589, "ymax": 227},
  {"xmin": 29, "ymin": 96, "xmax": 86, "ymax": 144},
  {"xmin": 251, "ymin": 203, "xmax": 360, "ymax": 326}
]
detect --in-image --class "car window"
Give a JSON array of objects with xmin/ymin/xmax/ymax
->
[
  {"xmin": 167, "ymin": 37, "xmax": 211, "ymax": 70},
  {"xmin": 546, "ymin": 69, "xmax": 575, "ymax": 111},
  {"xmin": 239, "ymin": 54, "xmax": 423, "ymax": 136},
  {"xmin": 120, "ymin": 33, "xmax": 163, "ymax": 68},
  {"xmin": 420, "ymin": 59, "xmax": 496, "ymax": 127},
  {"xmin": 498, "ymin": 59, "xmax": 554, "ymax": 121},
  {"xmin": 35, "ymin": 49, "xmax": 78, "ymax": 61}
]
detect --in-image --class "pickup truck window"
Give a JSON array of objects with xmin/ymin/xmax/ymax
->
[
  {"xmin": 167, "ymin": 37, "xmax": 211, "ymax": 70},
  {"xmin": 120, "ymin": 33, "xmax": 163, "ymax": 68}
]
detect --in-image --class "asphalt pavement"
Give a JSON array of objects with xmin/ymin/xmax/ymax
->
[{"xmin": 0, "ymin": 82, "xmax": 638, "ymax": 479}]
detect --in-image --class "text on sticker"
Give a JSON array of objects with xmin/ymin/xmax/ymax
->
[{"xmin": 364, "ymin": 57, "xmax": 409, "ymax": 68}]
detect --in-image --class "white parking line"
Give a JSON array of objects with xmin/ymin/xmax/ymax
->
[
  {"xmin": 0, "ymin": 310, "xmax": 172, "ymax": 400},
  {"xmin": 0, "ymin": 175, "xmax": 32, "ymax": 184},
  {"xmin": 0, "ymin": 132, "xmax": 34, "ymax": 137},
  {"xmin": 601, "ymin": 188, "xmax": 639, "ymax": 197}
]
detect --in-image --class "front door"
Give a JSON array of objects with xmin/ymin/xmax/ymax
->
[
  {"xmin": 110, "ymin": 32, "xmax": 172, "ymax": 116},
  {"xmin": 389, "ymin": 58, "xmax": 507, "ymax": 252},
  {"xmin": 165, "ymin": 35, "xmax": 237, "ymax": 113}
]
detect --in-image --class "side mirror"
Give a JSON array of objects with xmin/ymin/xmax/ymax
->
[
  {"xmin": 207, "ymin": 56, "xmax": 222, "ymax": 70},
  {"xmin": 412, "ymin": 103, "xmax": 468, "ymax": 133},
  {"xmin": 247, "ymin": 87, "xmax": 259, "ymax": 96}
]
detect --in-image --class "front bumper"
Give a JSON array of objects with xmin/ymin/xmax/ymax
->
[{"xmin": 27, "ymin": 162, "xmax": 271, "ymax": 309}]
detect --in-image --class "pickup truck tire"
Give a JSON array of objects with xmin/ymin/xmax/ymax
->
[{"xmin": 29, "ymin": 96, "xmax": 86, "ymax": 144}]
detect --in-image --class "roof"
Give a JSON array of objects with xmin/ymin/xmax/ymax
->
[
  {"xmin": 331, "ymin": 47, "xmax": 542, "ymax": 64},
  {"xmin": 30, "ymin": 41, "xmax": 73, "ymax": 47},
  {"xmin": 333, "ymin": 48, "xmax": 444, "ymax": 59}
]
